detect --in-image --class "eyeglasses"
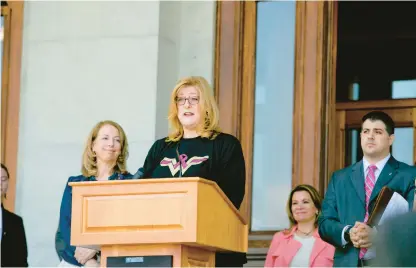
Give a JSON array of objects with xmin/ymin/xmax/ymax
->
[{"xmin": 176, "ymin": 96, "xmax": 200, "ymax": 106}]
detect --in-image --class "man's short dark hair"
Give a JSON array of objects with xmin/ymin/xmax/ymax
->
[
  {"xmin": 1, "ymin": 163, "xmax": 10, "ymax": 178},
  {"xmin": 361, "ymin": 111, "xmax": 395, "ymax": 135}
]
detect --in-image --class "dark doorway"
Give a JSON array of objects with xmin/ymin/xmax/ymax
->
[{"xmin": 336, "ymin": 2, "xmax": 416, "ymax": 102}]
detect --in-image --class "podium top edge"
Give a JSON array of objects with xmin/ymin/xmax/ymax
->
[{"xmin": 68, "ymin": 177, "xmax": 211, "ymax": 186}]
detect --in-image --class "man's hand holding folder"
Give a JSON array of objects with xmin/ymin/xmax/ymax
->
[{"xmin": 367, "ymin": 186, "xmax": 409, "ymax": 227}]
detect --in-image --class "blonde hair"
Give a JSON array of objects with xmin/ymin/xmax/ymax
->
[
  {"xmin": 167, "ymin": 76, "xmax": 221, "ymax": 142},
  {"xmin": 286, "ymin": 184, "xmax": 322, "ymax": 227},
  {"xmin": 81, "ymin": 120, "xmax": 129, "ymax": 177}
]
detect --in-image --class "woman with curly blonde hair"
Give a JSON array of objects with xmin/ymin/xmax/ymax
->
[
  {"xmin": 166, "ymin": 76, "xmax": 221, "ymax": 141},
  {"xmin": 58, "ymin": 120, "xmax": 133, "ymax": 267},
  {"xmin": 141, "ymin": 76, "xmax": 246, "ymax": 267}
]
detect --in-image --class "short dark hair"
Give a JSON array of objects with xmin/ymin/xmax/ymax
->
[
  {"xmin": 362, "ymin": 111, "xmax": 395, "ymax": 135},
  {"xmin": 1, "ymin": 163, "xmax": 10, "ymax": 178}
]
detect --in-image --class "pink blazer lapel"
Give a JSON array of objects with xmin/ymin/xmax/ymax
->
[
  {"xmin": 309, "ymin": 230, "xmax": 328, "ymax": 264},
  {"xmin": 282, "ymin": 238, "xmax": 302, "ymax": 265},
  {"xmin": 272, "ymin": 227, "xmax": 302, "ymax": 266}
]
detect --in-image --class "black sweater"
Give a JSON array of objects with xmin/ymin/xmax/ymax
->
[{"xmin": 142, "ymin": 132, "xmax": 247, "ymax": 266}]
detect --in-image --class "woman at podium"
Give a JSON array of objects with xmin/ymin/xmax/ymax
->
[
  {"xmin": 141, "ymin": 76, "xmax": 246, "ymax": 267},
  {"xmin": 265, "ymin": 185, "xmax": 335, "ymax": 267},
  {"xmin": 58, "ymin": 120, "xmax": 134, "ymax": 267}
]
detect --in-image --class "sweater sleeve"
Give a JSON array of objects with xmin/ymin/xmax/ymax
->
[
  {"xmin": 58, "ymin": 176, "xmax": 82, "ymax": 266},
  {"xmin": 216, "ymin": 134, "xmax": 246, "ymax": 209},
  {"xmin": 142, "ymin": 138, "xmax": 166, "ymax": 178}
]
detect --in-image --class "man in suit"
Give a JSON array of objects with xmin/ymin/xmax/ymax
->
[
  {"xmin": 318, "ymin": 111, "xmax": 416, "ymax": 267},
  {"xmin": 1, "ymin": 163, "xmax": 29, "ymax": 267},
  {"xmin": 1, "ymin": 206, "xmax": 29, "ymax": 267}
]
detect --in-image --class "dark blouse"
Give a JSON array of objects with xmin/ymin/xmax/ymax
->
[{"xmin": 58, "ymin": 172, "xmax": 133, "ymax": 266}]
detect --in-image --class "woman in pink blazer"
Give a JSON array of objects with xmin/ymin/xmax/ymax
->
[{"xmin": 265, "ymin": 185, "xmax": 335, "ymax": 267}]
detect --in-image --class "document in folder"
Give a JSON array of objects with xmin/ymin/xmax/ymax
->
[{"xmin": 367, "ymin": 186, "xmax": 409, "ymax": 226}]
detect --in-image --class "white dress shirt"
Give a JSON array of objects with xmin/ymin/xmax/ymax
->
[
  {"xmin": 362, "ymin": 154, "xmax": 390, "ymax": 181},
  {"xmin": 341, "ymin": 154, "xmax": 391, "ymax": 260}
]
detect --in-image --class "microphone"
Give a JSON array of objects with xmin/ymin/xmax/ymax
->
[
  {"xmin": 176, "ymin": 142, "xmax": 182, "ymax": 177},
  {"xmin": 132, "ymin": 167, "xmax": 145, "ymax": 179}
]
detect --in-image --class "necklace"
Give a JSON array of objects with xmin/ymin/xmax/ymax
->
[{"xmin": 297, "ymin": 228, "xmax": 315, "ymax": 236}]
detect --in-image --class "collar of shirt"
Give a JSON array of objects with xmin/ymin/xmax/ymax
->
[
  {"xmin": 363, "ymin": 154, "xmax": 391, "ymax": 180},
  {"xmin": 89, "ymin": 172, "xmax": 120, "ymax": 181}
]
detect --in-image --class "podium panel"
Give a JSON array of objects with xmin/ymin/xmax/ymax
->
[{"xmin": 101, "ymin": 244, "xmax": 214, "ymax": 267}]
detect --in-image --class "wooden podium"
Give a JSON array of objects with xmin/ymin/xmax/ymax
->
[{"xmin": 69, "ymin": 177, "xmax": 248, "ymax": 267}]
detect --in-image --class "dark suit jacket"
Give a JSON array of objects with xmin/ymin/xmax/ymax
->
[
  {"xmin": 318, "ymin": 157, "xmax": 416, "ymax": 267},
  {"xmin": 1, "ymin": 207, "xmax": 29, "ymax": 267},
  {"xmin": 372, "ymin": 212, "xmax": 416, "ymax": 267}
]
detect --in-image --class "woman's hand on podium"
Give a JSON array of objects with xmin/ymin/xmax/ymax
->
[
  {"xmin": 84, "ymin": 259, "xmax": 100, "ymax": 267},
  {"xmin": 74, "ymin": 247, "xmax": 98, "ymax": 265}
]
